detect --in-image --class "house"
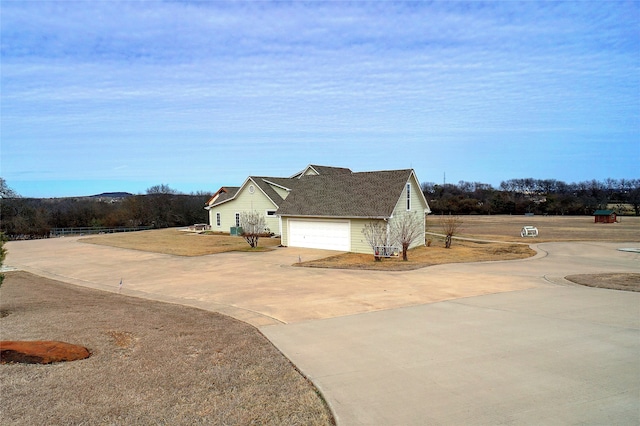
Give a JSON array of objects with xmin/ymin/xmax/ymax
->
[
  {"xmin": 593, "ymin": 209, "xmax": 617, "ymax": 223},
  {"xmin": 205, "ymin": 165, "xmax": 431, "ymax": 253}
]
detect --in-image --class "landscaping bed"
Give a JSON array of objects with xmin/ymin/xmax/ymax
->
[
  {"xmin": 565, "ymin": 273, "xmax": 640, "ymax": 292},
  {"xmin": 296, "ymin": 239, "xmax": 536, "ymax": 271}
]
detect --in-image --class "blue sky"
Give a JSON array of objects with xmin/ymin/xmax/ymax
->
[{"xmin": 2, "ymin": 1, "xmax": 638, "ymax": 197}]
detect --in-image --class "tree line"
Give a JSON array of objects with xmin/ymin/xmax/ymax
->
[
  {"xmin": 1, "ymin": 176, "xmax": 638, "ymax": 239},
  {"xmin": 0, "ymin": 182, "xmax": 210, "ymax": 239},
  {"xmin": 422, "ymin": 178, "xmax": 640, "ymax": 216}
]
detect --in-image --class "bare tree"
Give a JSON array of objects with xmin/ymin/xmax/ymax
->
[
  {"xmin": 0, "ymin": 178, "xmax": 19, "ymax": 198},
  {"xmin": 146, "ymin": 184, "xmax": 179, "ymax": 195},
  {"xmin": 391, "ymin": 211, "xmax": 424, "ymax": 261},
  {"xmin": 440, "ymin": 214, "xmax": 463, "ymax": 248},
  {"xmin": 239, "ymin": 211, "xmax": 267, "ymax": 248},
  {"xmin": 361, "ymin": 221, "xmax": 389, "ymax": 261}
]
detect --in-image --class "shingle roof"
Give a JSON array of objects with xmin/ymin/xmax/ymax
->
[
  {"xmin": 307, "ymin": 165, "xmax": 352, "ymax": 175},
  {"xmin": 257, "ymin": 177, "xmax": 297, "ymax": 190},
  {"xmin": 250, "ymin": 177, "xmax": 296, "ymax": 205},
  {"xmin": 210, "ymin": 177, "xmax": 298, "ymax": 207},
  {"xmin": 208, "ymin": 186, "xmax": 239, "ymax": 206},
  {"xmin": 291, "ymin": 164, "xmax": 353, "ymax": 178},
  {"xmin": 276, "ymin": 169, "xmax": 414, "ymax": 218}
]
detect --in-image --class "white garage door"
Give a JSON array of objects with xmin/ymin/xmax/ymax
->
[{"xmin": 288, "ymin": 220, "xmax": 350, "ymax": 251}]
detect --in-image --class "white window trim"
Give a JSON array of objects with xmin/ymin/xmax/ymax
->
[
  {"xmin": 266, "ymin": 209, "xmax": 277, "ymax": 216},
  {"xmin": 406, "ymin": 183, "xmax": 411, "ymax": 211},
  {"xmin": 216, "ymin": 212, "xmax": 221, "ymax": 227},
  {"xmin": 235, "ymin": 212, "xmax": 240, "ymax": 227}
]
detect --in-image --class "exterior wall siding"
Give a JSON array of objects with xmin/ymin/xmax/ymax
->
[
  {"xmin": 389, "ymin": 174, "xmax": 428, "ymax": 250},
  {"xmin": 208, "ymin": 183, "xmax": 279, "ymax": 234},
  {"xmin": 350, "ymin": 218, "xmax": 389, "ymax": 254},
  {"xmin": 281, "ymin": 217, "xmax": 289, "ymax": 246},
  {"xmin": 269, "ymin": 184, "xmax": 289, "ymax": 200}
]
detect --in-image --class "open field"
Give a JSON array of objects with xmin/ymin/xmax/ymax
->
[
  {"xmin": 80, "ymin": 224, "xmax": 536, "ymax": 270},
  {"xmin": 79, "ymin": 216, "xmax": 640, "ymax": 271},
  {"xmin": 82, "ymin": 228, "xmax": 281, "ymax": 256},
  {"xmin": 301, "ymin": 215, "xmax": 640, "ymax": 270},
  {"xmin": 439, "ymin": 214, "xmax": 640, "ymax": 243},
  {"xmin": 0, "ymin": 272, "xmax": 333, "ymax": 425}
]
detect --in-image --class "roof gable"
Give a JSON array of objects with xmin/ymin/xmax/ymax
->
[
  {"xmin": 277, "ymin": 169, "xmax": 416, "ymax": 218},
  {"xmin": 206, "ymin": 186, "xmax": 239, "ymax": 207},
  {"xmin": 206, "ymin": 166, "xmax": 430, "ymax": 217},
  {"xmin": 209, "ymin": 176, "xmax": 299, "ymax": 208},
  {"xmin": 249, "ymin": 177, "xmax": 290, "ymax": 206},
  {"xmin": 291, "ymin": 164, "xmax": 353, "ymax": 178},
  {"xmin": 407, "ymin": 170, "xmax": 431, "ymax": 214}
]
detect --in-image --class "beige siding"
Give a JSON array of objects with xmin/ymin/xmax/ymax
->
[
  {"xmin": 209, "ymin": 182, "xmax": 279, "ymax": 234},
  {"xmin": 268, "ymin": 184, "xmax": 290, "ymax": 200},
  {"xmin": 389, "ymin": 174, "xmax": 428, "ymax": 249},
  {"xmin": 350, "ymin": 218, "xmax": 389, "ymax": 254},
  {"xmin": 303, "ymin": 168, "xmax": 319, "ymax": 176},
  {"xmin": 281, "ymin": 217, "xmax": 289, "ymax": 246}
]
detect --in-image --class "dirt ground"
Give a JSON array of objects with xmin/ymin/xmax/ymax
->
[{"xmin": 0, "ymin": 272, "xmax": 333, "ymax": 425}]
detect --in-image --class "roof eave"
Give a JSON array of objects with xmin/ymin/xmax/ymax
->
[
  {"xmin": 261, "ymin": 178, "xmax": 293, "ymax": 191},
  {"xmin": 277, "ymin": 213, "xmax": 391, "ymax": 220}
]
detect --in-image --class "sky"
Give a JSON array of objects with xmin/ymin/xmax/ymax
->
[{"xmin": 1, "ymin": 1, "xmax": 638, "ymax": 198}]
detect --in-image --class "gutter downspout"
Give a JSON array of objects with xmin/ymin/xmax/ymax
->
[{"xmin": 384, "ymin": 217, "xmax": 390, "ymax": 247}]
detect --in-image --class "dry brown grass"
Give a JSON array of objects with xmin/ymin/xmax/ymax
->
[
  {"xmin": 82, "ymin": 228, "xmax": 281, "ymax": 256},
  {"xmin": 440, "ymin": 215, "xmax": 640, "ymax": 243},
  {"xmin": 565, "ymin": 273, "xmax": 640, "ymax": 292},
  {"xmin": 0, "ymin": 272, "xmax": 334, "ymax": 425},
  {"xmin": 298, "ymin": 239, "xmax": 536, "ymax": 271},
  {"xmin": 81, "ymin": 216, "xmax": 640, "ymax": 271},
  {"xmin": 301, "ymin": 215, "xmax": 639, "ymax": 271}
]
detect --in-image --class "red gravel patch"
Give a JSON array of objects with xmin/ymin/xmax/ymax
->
[{"xmin": 1, "ymin": 340, "xmax": 91, "ymax": 364}]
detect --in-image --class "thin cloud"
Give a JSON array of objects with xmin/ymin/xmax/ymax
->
[{"xmin": 1, "ymin": 1, "xmax": 638, "ymax": 197}]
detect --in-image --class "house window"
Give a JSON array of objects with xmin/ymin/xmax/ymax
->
[
  {"xmin": 235, "ymin": 213, "xmax": 240, "ymax": 227},
  {"xmin": 406, "ymin": 183, "xmax": 411, "ymax": 211},
  {"xmin": 216, "ymin": 212, "xmax": 221, "ymax": 227},
  {"xmin": 266, "ymin": 210, "xmax": 276, "ymax": 216}
]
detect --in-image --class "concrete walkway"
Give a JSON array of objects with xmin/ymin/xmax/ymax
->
[{"xmin": 5, "ymin": 238, "xmax": 640, "ymax": 425}]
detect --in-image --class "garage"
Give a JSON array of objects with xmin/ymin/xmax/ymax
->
[{"xmin": 288, "ymin": 219, "xmax": 350, "ymax": 251}]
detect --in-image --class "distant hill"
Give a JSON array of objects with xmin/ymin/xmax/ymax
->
[{"xmin": 89, "ymin": 192, "xmax": 134, "ymax": 198}]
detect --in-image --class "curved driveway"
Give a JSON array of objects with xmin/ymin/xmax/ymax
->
[{"xmin": 5, "ymin": 238, "xmax": 640, "ymax": 425}]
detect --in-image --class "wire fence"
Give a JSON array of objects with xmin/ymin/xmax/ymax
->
[{"xmin": 49, "ymin": 226, "xmax": 153, "ymax": 237}]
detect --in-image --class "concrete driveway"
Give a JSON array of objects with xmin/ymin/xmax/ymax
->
[{"xmin": 5, "ymin": 238, "xmax": 640, "ymax": 425}]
